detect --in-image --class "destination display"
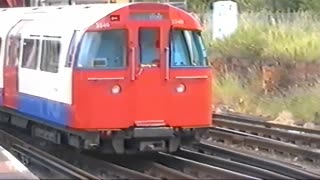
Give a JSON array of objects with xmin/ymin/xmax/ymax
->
[{"xmin": 129, "ymin": 12, "xmax": 167, "ymax": 21}]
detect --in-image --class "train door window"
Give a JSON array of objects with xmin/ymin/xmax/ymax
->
[
  {"xmin": 77, "ymin": 29, "xmax": 127, "ymax": 69},
  {"xmin": 21, "ymin": 39, "xmax": 40, "ymax": 70},
  {"xmin": 40, "ymin": 40, "xmax": 61, "ymax": 73},
  {"xmin": 139, "ymin": 28, "xmax": 160, "ymax": 66},
  {"xmin": 7, "ymin": 36, "xmax": 21, "ymax": 67}
]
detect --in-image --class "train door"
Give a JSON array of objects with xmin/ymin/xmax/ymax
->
[
  {"xmin": 3, "ymin": 20, "xmax": 30, "ymax": 109},
  {"xmin": 129, "ymin": 22, "xmax": 170, "ymax": 126}
]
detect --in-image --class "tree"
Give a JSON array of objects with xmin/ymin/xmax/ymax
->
[{"xmin": 299, "ymin": 0, "xmax": 320, "ymax": 12}]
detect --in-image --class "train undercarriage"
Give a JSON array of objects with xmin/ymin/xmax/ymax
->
[{"xmin": 0, "ymin": 107, "xmax": 206, "ymax": 154}]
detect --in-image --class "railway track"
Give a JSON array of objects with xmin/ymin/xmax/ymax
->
[
  {"xmin": 210, "ymin": 112, "xmax": 320, "ymax": 174},
  {"xmin": 0, "ymin": 124, "xmax": 155, "ymax": 179},
  {"xmin": 207, "ymin": 127, "xmax": 320, "ymax": 164},
  {"xmin": 190, "ymin": 142, "xmax": 320, "ymax": 179},
  {"xmin": 0, "ymin": 129, "xmax": 100, "ymax": 179},
  {"xmin": 0, "ymin": 123, "xmax": 288, "ymax": 180},
  {"xmin": 96, "ymin": 150, "xmax": 257, "ymax": 179},
  {"xmin": 172, "ymin": 148, "xmax": 291, "ymax": 179},
  {"xmin": 213, "ymin": 112, "xmax": 320, "ymax": 153},
  {"xmin": 213, "ymin": 112, "xmax": 320, "ymax": 139},
  {"xmin": 1, "ymin": 122, "xmax": 311, "ymax": 180},
  {"xmin": 1, "ymin": 112, "xmax": 319, "ymax": 180},
  {"xmin": 11, "ymin": 144, "xmax": 99, "ymax": 179},
  {"xmin": 156, "ymin": 152, "xmax": 256, "ymax": 179},
  {"xmin": 99, "ymin": 146, "xmax": 317, "ymax": 180}
]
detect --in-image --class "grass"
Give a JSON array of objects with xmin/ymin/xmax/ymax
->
[
  {"xmin": 208, "ymin": 10, "xmax": 320, "ymax": 125},
  {"xmin": 209, "ymin": 23, "xmax": 320, "ymax": 63},
  {"xmin": 213, "ymin": 73, "xmax": 320, "ymax": 124},
  {"xmin": 205, "ymin": 11, "xmax": 320, "ymax": 63}
]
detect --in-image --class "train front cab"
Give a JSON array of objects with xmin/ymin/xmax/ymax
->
[{"xmin": 72, "ymin": 3, "xmax": 212, "ymax": 153}]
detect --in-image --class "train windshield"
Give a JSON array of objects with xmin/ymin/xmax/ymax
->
[
  {"xmin": 76, "ymin": 29, "xmax": 127, "ymax": 69},
  {"xmin": 170, "ymin": 30, "xmax": 208, "ymax": 67}
]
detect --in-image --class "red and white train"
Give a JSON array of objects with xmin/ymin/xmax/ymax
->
[{"xmin": 0, "ymin": 2, "xmax": 212, "ymax": 154}]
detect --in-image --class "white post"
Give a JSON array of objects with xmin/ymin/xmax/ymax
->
[{"xmin": 212, "ymin": 0, "xmax": 238, "ymax": 40}]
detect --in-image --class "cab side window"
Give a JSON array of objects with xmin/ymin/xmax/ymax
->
[
  {"xmin": 170, "ymin": 30, "xmax": 208, "ymax": 67},
  {"xmin": 40, "ymin": 40, "xmax": 61, "ymax": 73},
  {"xmin": 170, "ymin": 30, "xmax": 190, "ymax": 67}
]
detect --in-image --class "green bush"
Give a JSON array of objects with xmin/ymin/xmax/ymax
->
[
  {"xmin": 262, "ymin": 26, "xmax": 320, "ymax": 62},
  {"xmin": 210, "ymin": 24, "xmax": 267, "ymax": 59}
]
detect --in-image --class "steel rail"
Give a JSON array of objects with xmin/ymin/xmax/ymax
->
[
  {"xmin": 214, "ymin": 117, "xmax": 320, "ymax": 148},
  {"xmin": 193, "ymin": 142, "xmax": 320, "ymax": 179},
  {"xmin": 208, "ymin": 127, "xmax": 320, "ymax": 164},
  {"xmin": 134, "ymin": 161, "xmax": 196, "ymax": 179},
  {"xmin": 157, "ymin": 151, "xmax": 259, "ymax": 179},
  {"xmin": 11, "ymin": 144, "xmax": 99, "ymax": 179},
  {"xmin": 213, "ymin": 112, "xmax": 320, "ymax": 135},
  {"xmin": 174, "ymin": 148, "xmax": 292, "ymax": 179},
  {"xmin": 103, "ymin": 155, "xmax": 196, "ymax": 180}
]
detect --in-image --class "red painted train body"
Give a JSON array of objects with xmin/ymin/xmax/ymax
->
[{"xmin": 0, "ymin": 2, "xmax": 212, "ymax": 154}]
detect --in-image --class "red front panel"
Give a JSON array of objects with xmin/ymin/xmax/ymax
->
[
  {"xmin": 71, "ymin": 3, "xmax": 212, "ymax": 130},
  {"xmin": 72, "ymin": 70, "xmax": 132, "ymax": 129},
  {"xmin": 166, "ymin": 69, "xmax": 212, "ymax": 127}
]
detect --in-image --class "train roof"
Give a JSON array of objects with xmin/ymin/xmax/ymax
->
[
  {"xmin": 0, "ymin": 3, "xmax": 201, "ymax": 37},
  {"xmin": 0, "ymin": 4, "xmax": 128, "ymax": 36}
]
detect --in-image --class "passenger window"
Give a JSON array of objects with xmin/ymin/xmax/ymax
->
[
  {"xmin": 40, "ymin": 40, "xmax": 61, "ymax": 73},
  {"xmin": 21, "ymin": 39, "xmax": 40, "ymax": 70},
  {"xmin": 139, "ymin": 28, "xmax": 160, "ymax": 66},
  {"xmin": 77, "ymin": 29, "xmax": 127, "ymax": 69}
]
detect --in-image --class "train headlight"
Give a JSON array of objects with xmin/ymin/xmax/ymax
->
[
  {"xmin": 111, "ymin": 84, "xmax": 121, "ymax": 94},
  {"xmin": 176, "ymin": 84, "xmax": 186, "ymax": 93}
]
